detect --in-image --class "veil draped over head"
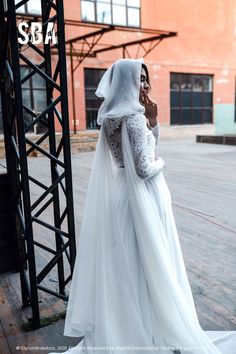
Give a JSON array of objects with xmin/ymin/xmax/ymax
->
[
  {"xmin": 95, "ymin": 58, "xmax": 145, "ymax": 123},
  {"xmin": 64, "ymin": 58, "xmax": 235, "ymax": 354}
]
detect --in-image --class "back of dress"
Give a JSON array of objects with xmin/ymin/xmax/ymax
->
[
  {"xmin": 103, "ymin": 114, "xmax": 162, "ymax": 179},
  {"xmin": 103, "ymin": 118, "xmax": 124, "ymax": 168}
]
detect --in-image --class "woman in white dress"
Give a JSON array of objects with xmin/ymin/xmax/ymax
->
[{"xmin": 52, "ymin": 59, "xmax": 229, "ymax": 354}]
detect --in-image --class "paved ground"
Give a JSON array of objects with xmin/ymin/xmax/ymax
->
[{"xmin": 0, "ymin": 138, "xmax": 236, "ymax": 353}]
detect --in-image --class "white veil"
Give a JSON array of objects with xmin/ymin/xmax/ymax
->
[
  {"xmin": 64, "ymin": 59, "xmax": 235, "ymax": 354},
  {"xmin": 96, "ymin": 58, "xmax": 145, "ymax": 123}
]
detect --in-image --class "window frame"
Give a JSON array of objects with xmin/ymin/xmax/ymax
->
[
  {"xmin": 84, "ymin": 67, "xmax": 106, "ymax": 129},
  {"xmin": 20, "ymin": 65, "xmax": 47, "ymax": 134},
  {"xmin": 15, "ymin": 0, "xmax": 42, "ymax": 16},
  {"xmin": 80, "ymin": 0, "xmax": 141, "ymax": 28},
  {"xmin": 170, "ymin": 72, "xmax": 213, "ymax": 125}
]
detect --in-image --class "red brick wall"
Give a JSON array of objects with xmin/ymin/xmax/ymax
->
[{"xmin": 62, "ymin": 0, "xmax": 236, "ymax": 131}]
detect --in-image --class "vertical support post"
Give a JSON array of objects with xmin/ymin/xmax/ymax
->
[
  {"xmin": 0, "ymin": 0, "xmax": 29, "ymax": 308},
  {"xmin": 1, "ymin": 0, "xmax": 76, "ymax": 329},
  {"xmin": 41, "ymin": 0, "xmax": 65, "ymax": 296},
  {"xmin": 57, "ymin": 0, "xmax": 76, "ymax": 272},
  {"xmin": 7, "ymin": 0, "xmax": 40, "ymax": 329}
]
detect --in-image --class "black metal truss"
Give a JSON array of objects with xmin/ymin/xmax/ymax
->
[
  {"xmin": 66, "ymin": 21, "xmax": 176, "ymax": 62},
  {"xmin": 64, "ymin": 22, "xmax": 177, "ymax": 133},
  {"xmin": 93, "ymin": 32, "xmax": 175, "ymax": 59},
  {"xmin": 0, "ymin": 0, "xmax": 76, "ymax": 329}
]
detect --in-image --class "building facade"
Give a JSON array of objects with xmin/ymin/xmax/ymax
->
[{"xmin": 1, "ymin": 0, "xmax": 236, "ymax": 137}]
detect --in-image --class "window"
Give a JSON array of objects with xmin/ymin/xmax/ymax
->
[
  {"xmin": 170, "ymin": 73, "xmax": 213, "ymax": 125},
  {"xmin": 0, "ymin": 68, "xmax": 47, "ymax": 134},
  {"xmin": 21, "ymin": 66, "xmax": 47, "ymax": 133},
  {"xmin": 81, "ymin": 0, "xmax": 140, "ymax": 27},
  {"xmin": 15, "ymin": 0, "xmax": 41, "ymax": 15},
  {"xmin": 84, "ymin": 68, "xmax": 106, "ymax": 129}
]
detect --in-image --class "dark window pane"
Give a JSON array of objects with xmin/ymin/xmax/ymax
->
[
  {"xmin": 170, "ymin": 74, "xmax": 180, "ymax": 91},
  {"xmin": 85, "ymin": 89, "xmax": 98, "ymax": 99},
  {"xmin": 33, "ymin": 90, "xmax": 47, "ymax": 112},
  {"xmin": 85, "ymin": 99, "xmax": 101, "ymax": 109},
  {"xmin": 86, "ymin": 110, "xmax": 99, "ymax": 129},
  {"xmin": 192, "ymin": 92, "xmax": 202, "ymax": 107},
  {"xmin": 20, "ymin": 66, "xmax": 30, "ymax": 76},
  {"xmin": 193, "ymin": 76, "xmax": 203, "ymax": 92},
  {"xmin": 32, "ymin": 72, "xmax": 46, "ymax": 89},
  {"xmin": 170, "ymin": 73, "xmax": 213, "ymax": 125},
  {"xmin": 192, "ymin": 109, "xmax": 203, "ymax": 124},
  {"xmin": 170, "ymin": 92, "xmax": 180, "ymax": 107},
  {"xmin": 182, "ymin": 109, "xmax": 192, "ymax": 124},
  {"xmin": 84, "ymin": 68, "xmax": 106, "ymax": 129},
  {"xmin": 21, "ymin": 65, "xmax": 47, "ymax": 134},
  {"xmin": 203, "ymin": 77, "xmax": 212, "ymax": 92},
  {"xmin": 182, "ymin": 92, "xmax": 191, "ymax": 107},
  {"xmin": 181, "ymin": 74, "xmax": 191, "ymax": 91},
  {"xmin": 203, "ymin": 109, "xmax": 212, "ymax": 123},
  {"xmin": 21, "ymin": 67, "xmax": 31, "ymax": 88},
  {"xmin": 22, "ymin": 89, "xmax": 32, "ymax": 109},
  {"xmin": 170, "ymin": 109, "xmax": 181, "ymax": 125},
  {"xmin": 203, "ymin": 92, "xmax": 213, "ymax": 107},
  {"xmin": 85, "ymin": 69, "xmax": 105, "ymax": 87}
]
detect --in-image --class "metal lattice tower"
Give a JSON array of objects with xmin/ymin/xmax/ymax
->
[{"xmin": 0, "ymin": 0, "xmax": 76, "ymax": 329}]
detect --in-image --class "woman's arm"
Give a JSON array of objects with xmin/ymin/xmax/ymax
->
[{"xmin": 126, "ymin": 114, "xmax": 165, "ymax": 179}]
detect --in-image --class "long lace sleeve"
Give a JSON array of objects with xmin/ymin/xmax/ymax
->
[
  {"xmin": 150, "ymin": 122, "xmax": 160, "ymax": 145},
  {"xmin": 125, "ymin": 114, "xmax": 164, "ymax": 179}
]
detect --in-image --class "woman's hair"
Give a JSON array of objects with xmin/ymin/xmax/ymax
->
[{"xmin": 142, "ymin": 63, "xmax": 151, "ymax": 92}]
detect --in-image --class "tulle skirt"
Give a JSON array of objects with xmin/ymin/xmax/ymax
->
[
  {"xmin": 75, "ymin": 168, "xmax": 180, "ymax": 353},
  {"xmin": 68, "ymin": 169, "xmax": 205, "ymax": 353},
  {"xmin": 61, "ymin": 123, "xmax": 235, "ymax": 354},
  {"xmin": 110, "ymin": 168, "xmax": 193, "ymax": 352}
]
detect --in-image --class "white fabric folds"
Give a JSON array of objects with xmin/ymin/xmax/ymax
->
[
  {"xmin": 62, "ymin": 59, "xmax": 235, "ymax": 354},
  {"xmin": 63, "ymin": 124, "xmax": 232, "ymax": 354}
]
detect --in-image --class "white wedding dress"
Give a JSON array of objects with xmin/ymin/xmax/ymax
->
[{"xmin": 51, "ymin": 59, "xmax": 235, "ymax": 354}]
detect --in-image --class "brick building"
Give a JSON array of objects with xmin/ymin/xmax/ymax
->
[{"xmin": 1, "ymin": 0, "xmax": 236, "ymax": 137}]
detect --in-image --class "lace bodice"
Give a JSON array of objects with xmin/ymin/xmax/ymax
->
[{"xmin": 103, "ymin": 114, "xmax": 163, "ymax": 179}]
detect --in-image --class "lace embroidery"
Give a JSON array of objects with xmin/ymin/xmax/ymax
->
[
  {"xmin": 103, "ymin": 118, "xmax": 124, "ymax": 167},
  {"xmin": 103, "ymin": 114, "xmax": 163, "ymax": 179}
]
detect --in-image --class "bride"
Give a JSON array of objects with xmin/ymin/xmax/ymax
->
[{"xmin": 52, "ymin": 59, "xmax": 229, "ymax": 353}]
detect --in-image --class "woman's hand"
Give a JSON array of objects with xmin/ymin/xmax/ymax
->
[
  {"xmin": 155, "ymin": 157, "xmax": 166, "ymax": 169},
  {"xmin": 143, "ymin": 93, "xmax": 159, "ymax": 127}
]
